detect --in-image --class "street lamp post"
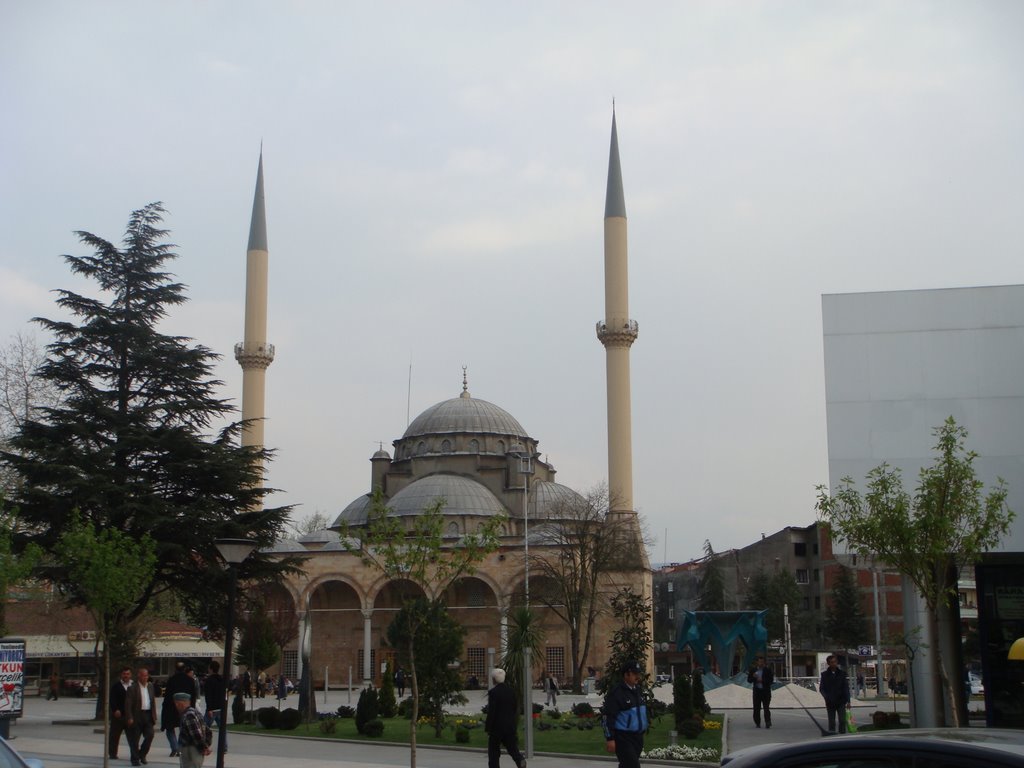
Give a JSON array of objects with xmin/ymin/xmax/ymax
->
[
  {"xmin": 214, "ymin": 538, "xmax": 256, "ymax": 768},
  {"xmin": 513, "ymin": 444, "xmax": 534, "ymax": 759}
]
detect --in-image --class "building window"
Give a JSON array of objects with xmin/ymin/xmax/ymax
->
[
  {"xmin": 357, "ymin": 649, "xmax": 377, "ymax": 679},
  {"xmin": 446, "ymin": 522, "xmax": 460, "ymax": 537},
  {"xmin": 813, "ymin": 569, "xmax": 820, "ymax": 582},
  {"xmin": 545, "ymin": 646, "xmax": 565, "ymax": 680},
  {"xmin": 813, "ymin": 543, "xmax": 819, "ymax": 555},
  {"xmin": 802, "ymin": 597, "xmax": 810, "ymax": 610},
  {"xmin": 814, "ymin": 596, "xmax": 821, "ymax": 609},
  {"xmin": 796, "ymin": 569, "xmax": 809, "ymax": 584},
  {"xmin": 441, "ymin": 439, "xmax": 452, "ymax": 453},
  {"xmin": 667, "ymin": 582, "xmax": 674, "ymax": 593},
  {"xmin": 668, "ymin": 607, "xmax": 674, "ymax": 620},
  {"xmin": 469, "ymin": 439, "xmax": 479, "ymax": 453},
  {"xmin": 497, "ymin": 440, "xmax": 505, "ymax": 454},
  {"xmin": 466, "ymin": 647, "xmax": 486, "ymax": 681},
  {"xmin": 416, "ymin": 441, "xmax": 426, "ymax": 455},
  {"xmin": 794, "ymin": 542, "xmax": 807, "ymax": 557},
  {"xmin": 282, "ymin": 650, "xmax": 298, "ymax": 680},
  {"xmin": 467, "ymin": 582, "xmax": 485, "ymax": 607}
]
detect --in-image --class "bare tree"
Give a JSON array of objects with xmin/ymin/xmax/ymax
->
[
  {"xmin": 289, "ymin": 509, "xmax": 331, "ymax": 537},
  {"xmin": 529, "ymin": 484, "xmax": 647, "ymax": 693},
  {"xmin": 0, "ymin": 331, "xmax": 62, "ymax": 494}
]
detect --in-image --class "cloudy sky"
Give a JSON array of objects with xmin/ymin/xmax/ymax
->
[{"xmin": 2, "ymin": 1, "xmax": 1022, "ymax": 563}]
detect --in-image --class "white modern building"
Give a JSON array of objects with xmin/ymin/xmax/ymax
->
[{"xmin": 822, "ymin": 284, "xmax": 1024, "ymax": 727}]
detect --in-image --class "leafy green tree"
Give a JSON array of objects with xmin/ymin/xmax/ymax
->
[
  {"xmin": 500, "ymin": 605, "xmax": 546, "ymax": 715},
  {"xmin": 0, "ymin": 203, "xmax": 299, "ymax": 643},
  {"xmin": 56, "ymin": 512, "xmax": 156, "ymax": 768},
  {"xmin": 816, "ymin": 417, "xmax": 1014, "ymax": 727},
  {"xmin": 824, "ymin": 564, "xmax": 868, "ymax": 651},
  {"xmin": 342, "ymin": 489, "xmax": 502, "ymax": 768},
  {"xmin": 388, "ymin": 598, "xmax": 467, "ymax": 737},
  {"xmin": 235, "ymin": 602, "xmax": 280, "ymax": 673},
  {"xmin": 0, "ymin": 502, "xmax": 40, "ymax": 635},
  {"xmin": 696, "ymin": 540, "xmax": 727, "ymax": 611},
  {"xmin": 599, "ymin": 587, "xmax": 654, "ymax": 717}
]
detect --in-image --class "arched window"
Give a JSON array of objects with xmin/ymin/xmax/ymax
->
[
  {"xmin": 497, "ymin": 440, "xmax": 505, "ymax": 454},
  {"xmin": 441, "ymin": 439, "xmax": 452, "ymax": 453},
  {"xmin": 447, "ymin": 522, "xmax": 460, "ymax": 537},
  {"xmin": 469, "ymin": 439, "xmax": 479, "ymax": 453},
  {"xmin": 416, "ymin": 441, "xmax": 426, "ymax": 455}
]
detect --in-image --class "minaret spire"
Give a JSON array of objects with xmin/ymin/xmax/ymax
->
[
  {"xmin": 596, "ymin": 108, "xmax": 639, "ymax": 517},
  {"xmin": 235, "ymin": 150, "xmax": 275, "ymax": 477}
]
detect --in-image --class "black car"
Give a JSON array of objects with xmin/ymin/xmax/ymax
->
[{"xmin": 720, "ymin": 728, "xmax": 1024, "ymax": 768}]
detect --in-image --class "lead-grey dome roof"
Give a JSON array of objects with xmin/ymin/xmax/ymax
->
[
  {"xmin": 334, "ymin": 474, "xmax": 507, "ymax": 528},
  {"xmin": 404, "ymin": 391, "xmax": 528, "ymax": 440},
  {"xmin": 388, "ymin": 475, "xmax": 506, "ymax": 518},
  {"xmin": 530, "ymin": 481, "xmax": 586, "ymax": 519}
]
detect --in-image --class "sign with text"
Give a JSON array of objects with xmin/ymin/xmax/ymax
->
[{"xmin": 0, "ymin": 639, "xmax": 26, "ymax": 719}]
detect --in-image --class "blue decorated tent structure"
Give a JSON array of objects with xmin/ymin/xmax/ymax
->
[{"xmin": 677, "ymin": 610, "xmax": 769, "ymax": 689}]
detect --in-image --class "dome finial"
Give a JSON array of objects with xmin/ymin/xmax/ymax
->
[{"xmin": 461, "ymin": 366, "xmax": 471, "ymax": 398}]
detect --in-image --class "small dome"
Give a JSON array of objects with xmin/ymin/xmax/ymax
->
[
  {"xmin": 531, "ymin": 480, "xmax": 587, "ymax": 519},
  {"xmin": 372, "ymin": 448, "xmax": 391, "ymax": 460},
  {"xmin": 334, "ymin": 494, "xmax": 373, "ymax": 527},
  {"xmin": 404, "ymin": 392, "xmax": 528, "ymax": 440},
  {"xmin": 388, "ymin": 475, "xmax": 507, "ymax": 519}
]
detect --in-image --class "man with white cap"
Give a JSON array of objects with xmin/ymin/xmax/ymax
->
[{"xmin": 485, "ymin": 668, "xmax": 526, "ymax": 768}]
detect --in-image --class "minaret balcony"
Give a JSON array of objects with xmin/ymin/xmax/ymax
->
[
  {"xmin": 234, "ymin": 341, "xmax": 275, "ymax": 369},
  {"xmin": 596, "ymin": 319, "xmax": 638, "ymax": 348}
]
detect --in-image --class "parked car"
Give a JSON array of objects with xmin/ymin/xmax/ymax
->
[
  {"xmin": 0, "ymin": 736, "xmax": 45, "ymax": 768},
  {"xmin": 721, "ymin": 728, "xmax": 1024, "ymax": 767},
  {"xmin": 969, "ymin": 671, "xmax": 984, "ymax": 695}
]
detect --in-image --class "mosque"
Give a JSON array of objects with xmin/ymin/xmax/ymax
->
[{"xmin": 241, "ymin": 112, "xmax": 652, "ymax": 689}]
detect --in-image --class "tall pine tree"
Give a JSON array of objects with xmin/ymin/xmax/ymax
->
[
  {"xmin": 2, "ymin": 203, "xmax": 299, "ymax": 638},
  {"xmin": 824, "ymin": 564, "xmax": 868, "ymax": 650}
]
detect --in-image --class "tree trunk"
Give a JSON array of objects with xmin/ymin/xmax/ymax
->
[
  {"xmin": 408, "ymin": 635, "xmax": 418, "ymax": 768},
  {"xmin": 102, "ymin": 627, "xmax": 110, "ymax": 768}
]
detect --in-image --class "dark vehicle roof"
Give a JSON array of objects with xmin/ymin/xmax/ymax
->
[{"xmin": 721, "ymin": 728, "xmax": 1024, "ymax": 767}]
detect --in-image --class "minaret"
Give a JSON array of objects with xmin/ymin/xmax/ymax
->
[
  {"xmin": 234, "ymin": 151, "xmax": 275, "ymax": 472},
  {"xmin": 596, "ymin": 108, "xmax": 639, "ymax": 518}
]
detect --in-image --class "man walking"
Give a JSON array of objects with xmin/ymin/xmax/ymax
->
[
  {"xmin": 109, "ymin": 666, "xmax": 133, "ymax": 760},
  {"xmin": 819, "ymin": 654, "xmax": 851, "ymax": 734},
  {"xmin": 173, "ymin": 692, "xmax": 211, "ymax": 768},
  {"xmin": 485, "ymin": 668, "xmax": 526, "ymax": 768},
  {"xmin": 746, "ymin": 655, "xmax": 774, "ymax": 729},
  {"xmin": 203, "ymin": 661, "xmax": 227, "ymax": 754},
  {"xmin": 603, "ymin": 660, "xmax": 649, "ymax": 768},
  {"xmin": 47, "ymin": 672, "xmax": 59, "ymax": 701},
  {"xmin": 125, "ymin": 667, "xmax": 157, "ymax": 765}
]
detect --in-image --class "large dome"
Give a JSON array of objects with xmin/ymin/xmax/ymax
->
[{"xmin": 404, "ymin": 391, "xmax": 528, "ymax": 440}]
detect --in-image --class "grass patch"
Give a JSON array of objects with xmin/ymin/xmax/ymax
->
[{"xmin": 231, "ymin": 712, "xmax": 723, "ymax": 759}]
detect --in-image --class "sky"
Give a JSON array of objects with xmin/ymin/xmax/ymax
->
[{"xmin": 2, "ymin": 1, "xmax": 1023, "ymax": 564}]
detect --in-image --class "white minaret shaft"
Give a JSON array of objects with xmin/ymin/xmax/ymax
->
[
  {"xmin": 596, "ymin": 109, "xmax": 638, "ymax": 515},
  {"xmin": 234, "ymin": 151, "xmax": 275, "ymax": 462}
]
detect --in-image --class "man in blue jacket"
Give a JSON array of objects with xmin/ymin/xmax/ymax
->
[
  {"xmin": 819, "ymin": 654, "xmax": 851, "ymax": 733},
  {"xmin": 603, "ymin": 660, "xmax": 649, "ymax": 768}
]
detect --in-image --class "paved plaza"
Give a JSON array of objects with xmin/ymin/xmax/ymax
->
[{"xmin": 5, "ymin": 686, "xmax": 910, "ymax": 767}]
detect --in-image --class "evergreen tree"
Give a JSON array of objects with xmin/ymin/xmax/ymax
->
[
  {"xmin": 1, "ymin": 203, "xmax": 299, "ymax": 641},
  {"xmin": 235, "ymin": 602, "xmax": 280, "ymax": 673},
  {"xmin": 599, "ymin": 587, "xmax": 654, "ymax": 713},
  {"xmin": 745, "ymin": 568, "xmax": 807, "ymax": 645},
  {"xmin": 696, "ymin": 540, "xmax": 726, "ymax": 611},
  {"xmin": 355, "ymin": 686, "xmax": 380, "ymax": 734},
  {"xmin": 379, "ymin": 661, "xmax": 397, "ymax": 718},
  {"xmin": 824, "ymin": 564, "xmax": 868, "ymax": 650}
]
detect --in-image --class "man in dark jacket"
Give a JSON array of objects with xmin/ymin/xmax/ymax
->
[
  {"xmin": 162, "ymin": 661, "xmax": 194, "ymax": 757},
  {"xmin": 125, "ymin": 667, "xmax": 158, "ymax": 765},
  {"xmin": 746, "ymin": 655, "xmax": 774, "ymax": 729},
  {"xmin": 109, "ymin": 666, "xmax": 133, "ymax": 760},
  {"xmin": 203, "ymin": 661, "xmax": 226, "ymax": 754},
  {"xmin": 819, "ymin": 654, "xmax": 851, "ymax": 733},
  {"xmin": 484, "ymin": 668, "xmax": 525, "ymax": 768},
  {"xmin": 602, "ymin": 660, "xmax": 649, "ymax": 768}
]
